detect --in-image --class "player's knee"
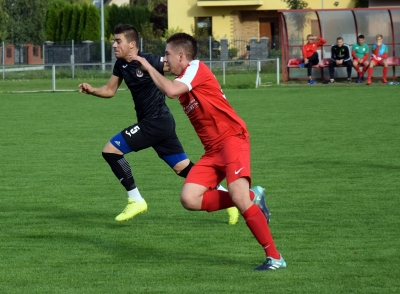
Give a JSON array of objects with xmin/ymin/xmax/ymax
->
[
  {"xmin": 177, "ymin": 161, "xmax": 194, "ymax": 178},
  {"xmin": 102, "ymin": 141, "xmax": 122, "ymax": 154},
  {"xmin": 180, "ymin": 191, "xmax": 202, "ymax": 210},
  {"xmin": 180, "ymin": 193, "xmax": 194, "ymax": 210}
]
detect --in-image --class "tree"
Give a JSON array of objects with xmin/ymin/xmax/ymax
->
[
  {"xmin": 5, "ymin": 0, "xmax": 48, "ymax": 44},
  {"xmin": 60, "ymin": 4, "xmax": 73, "ymax": 42},
  {"xmin": 281, "ymin": 0, "xmax": 308, "ymax": 9},
  {"xmin": 45, "ymin": 0, "xmax": 67, "ymax": 41},
  {"xmin": 67, "ymin": 0, "xmax": 91, "ymax": 4},
  {"xmin": 130, "ymin": 0, "xmax": 164, "ymax": 10},
  {"xmin": 106, "ymin": 4, "xmax": 151, "ymax": 37},
  {"xmin": 67, "ymin": 5, "xmax": 81, "ymax": 41},
  {"xmin": 77, "ymin": 3, "xmax": 88, "ymax": 41},
  {"xmin": 81, "ymin": 4, "xmax": 100, "ymax": 41},
  {"xmin": 0, "ymin": 0, "xmax": 9, "ymax": 41},
  {"xmin": 150, "ymin": 2, "xmax": 167, "ymax": 35},
  {"xmin": 353, "ymin": 0, "xmax": 368, "ymax": 8}
]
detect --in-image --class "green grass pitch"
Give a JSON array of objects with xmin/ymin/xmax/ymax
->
[{"xmin": 0, "ymin": 85, "xmax": 399, "ymax": 293}]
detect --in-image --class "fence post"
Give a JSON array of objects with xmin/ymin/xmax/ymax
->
[
  {"xmin": 223, "ymin": 61, "xmax": 225, "ymax": 85},
  {"xmin": 255, "ymin": 60, "xmax": 261, "ymax": 88},
  {"xmin": 209, "ymin": 36, "xmax": 212, "ymax": 71},
  {"xmin": 52, "ymin": 64, "xmax": 56, "ymax": 91},
  {"xmin": 71, "ymin": 40, "xmax": 75, "ymax": 79},
  {"xmin": 220, "ymin": 38, "xmax": 228, "ymax": 60},
  {"xmin": 276, "ymin": 58, "xmax": 280, "ymax": 85},
  {"xmin": 2, "ymin": 41, "xmax": 4, "ymax": 80}
]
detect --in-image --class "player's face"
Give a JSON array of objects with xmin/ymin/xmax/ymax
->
[
  {"xmin": 112, "ymin": 33, "xmax": 134, "ymax": 60},
  {"xmin": 357, "ymin": 38, "xmax": 364, "ymax": 45},
  {"xmin": 307, "ymin": 36, "xmax": 314, "ymax": 43},
  {"xmin": 376, "ymin": 36, "xmax": 383, "ymax": 44},
  {"xmin": 164, "ymin": 44, "xmax": 182, "ymax": 76},
  {"xmin": 337, "ymin": 39, "xmax": 344, "ymax": 47}
]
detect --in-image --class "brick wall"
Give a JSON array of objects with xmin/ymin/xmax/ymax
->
[
  {"xmin": 231, "ymin": 10, "xmax": 279, "ymax": 41},
  {"xmin": 25, "ymin": 44, "xmax": 43, "ymax": 65}
]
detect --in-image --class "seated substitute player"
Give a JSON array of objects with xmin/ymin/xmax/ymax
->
[
  {"xmin": 329, "ymin": 37, "xmax": 352, "ymax": 83},
  {"xmin": 367, "ymin": 34, "xmax": 389, "ymax": 85},
  {"xmin": 351, "ymin": 34, "xmax": 369, "ymax": 83},
  {"xmin": 131, "ymin": 33, "xmax": 286, "ymax": 271},
  {"xmin": 78, "ymin": 24, "xmax": 239, "ymax": 224},
  {"xmin": 299, "ymin": 34, "xmax": 326, "ymax": 85}
]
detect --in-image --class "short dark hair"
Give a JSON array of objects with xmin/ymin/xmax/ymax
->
[
  {"xmin": 358, "ymin": 34, "xmax": 364, "ymax": 39},
  {"xmin": 113, "ymin": 24, "xmax": 139, "ymax": 44},
  {"xmin": 166, "ymin": 33, "xmax": 197, "ymax": 60},
  {"xmin": 336, "ymin": 37, "xmax": 343, "ymax": 41}
]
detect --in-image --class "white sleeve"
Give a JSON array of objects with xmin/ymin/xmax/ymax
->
[{"xmin": 175, "ymin": 60, "xmax": 200, "ymax": 92}]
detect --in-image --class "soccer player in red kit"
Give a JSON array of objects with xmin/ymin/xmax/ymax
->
[
  {"xmin": 367, "ymin": 34, "xmax": 389, "ymax": 85},
  {"xmin": 132, "ymin": 33, "xmax": 286, "ymax": 271},
  {"xmin": 78, "ymin": 24, "xmax": 238, "ymax": 225}
]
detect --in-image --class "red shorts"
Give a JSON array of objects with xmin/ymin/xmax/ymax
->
[
  {"xmin": 185, "ymin": 135, "xmax": 251, "ymax": 189},
  {"xmin": 371, "ymin": 58, "xmax": 385, "ymax": 66}
]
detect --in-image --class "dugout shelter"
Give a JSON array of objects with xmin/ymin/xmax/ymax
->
[{"xmin": 279, "ymin": 8, "xmax": 400, "ymax": 82}]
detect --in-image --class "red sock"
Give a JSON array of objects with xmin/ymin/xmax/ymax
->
[
  {"xmin": 201, "ymin": 190, "xmax": 255, "ymax": 211},
  {"xmin": 201, "ymin": 190, "xmax": 233, "ymax": 212},
  {"xmin": 242, "ymin": 204, "xmax": 280, "ymax": 259},
  {"xmin": 368, "ymin": 67, "xmax": 373, "ymax": 78},
  {"xmin": 362, "ymin": 66, "xmax": 368, "ymax": 76},
  {"xmin": 354, "ymin": 65, "xmax": 360, "ymax": 74},
  {"xmin": 383, "ymin": 67, "xmax": 388, "ymax": 78}
]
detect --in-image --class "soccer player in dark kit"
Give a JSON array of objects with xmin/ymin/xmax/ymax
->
[{"xmin": 78, "ymin": 24, "xmax": 239, "ymax": 224}]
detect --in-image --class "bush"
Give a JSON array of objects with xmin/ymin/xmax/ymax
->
[
  {"xmin": 228, "ymin": 48, "xmax": 239, "ymax": 59},
  {"xmin": 269, "ymin": 49, "xmax": 282, "ymax": 58}
]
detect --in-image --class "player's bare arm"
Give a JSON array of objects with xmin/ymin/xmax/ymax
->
[
  {"xmin": 78, "ymin": 75, "xmax": 122, "ymax": 98},
  {"xmin": 131, "ymin": 55, "xmax": 189, "ymax": 98}
]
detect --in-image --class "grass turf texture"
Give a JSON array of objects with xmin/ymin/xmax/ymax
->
[{"xmin": 1, "ymin": 86, "xmax": 399, "ymax": 293}]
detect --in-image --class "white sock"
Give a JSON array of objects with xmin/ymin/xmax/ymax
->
[
  {"xmin": 127, "ymin": 188, "xmax": 144, "ymax": 202},
  {"xmin": 216, "ymin": 184, "xmax": 228, "ymax": 192}
]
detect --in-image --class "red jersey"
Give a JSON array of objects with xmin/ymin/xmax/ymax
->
[
  {"xmin": 302, "ymin": 38, "xmax": 326, "ymax": 59},
  {"xmin": 175, "ymin": 60, "xmax": 248, "ymax": 152}
]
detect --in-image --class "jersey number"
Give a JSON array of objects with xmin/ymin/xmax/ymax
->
[{"xmin": 125, "ymin": 126, "xmax": 140, "ymax": 137}]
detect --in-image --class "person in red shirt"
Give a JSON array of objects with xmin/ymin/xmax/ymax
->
[
  {"xmin": 299, "ymin": 34, "xmax": 326, "ymax": 84},
  {"xmin": 367, "ymin": 34, "xmax": 389, "ymax": 85},
  {"xmin": 132, "ymin": 33, "xmax": 286, "ymax": 271}
]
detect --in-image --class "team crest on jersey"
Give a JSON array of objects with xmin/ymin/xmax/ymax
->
[{"xmin": 136, "ymin": 68, "xmax": 143, "ymax": 77}]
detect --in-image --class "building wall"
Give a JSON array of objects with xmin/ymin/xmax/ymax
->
[
  {"xmin": 168, "ymin": 0, "xmax": 354, "ymax": 40},
  {"xmin": 106, "ymin": 0, "xmax": 129, "ymax": 6}
]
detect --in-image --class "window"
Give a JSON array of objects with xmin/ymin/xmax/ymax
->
[{"xmin": 195, "ymin": 17, "xmax": 212, "ymax": 36}]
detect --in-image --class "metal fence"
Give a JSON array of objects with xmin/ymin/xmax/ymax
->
[
  {"xmin": 0, "ymin": 59, "xmax": 279, "ymax": 92},
  {"xmin": 1, "ymin": 36, "xmax": 282, "ymax": 91},
  {"xmin": 1, "ymin": 36, "xmax": 281, "ymax": 65}
]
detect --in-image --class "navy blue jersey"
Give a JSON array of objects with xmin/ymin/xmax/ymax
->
[{"xmin": 113, "ymin": 52, "xmax": 171, "ymax": 121}]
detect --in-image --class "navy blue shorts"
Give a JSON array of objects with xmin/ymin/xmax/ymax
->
[{"xmin": 110, "ymin": 115, "xmax": 186, "ymax": 161}]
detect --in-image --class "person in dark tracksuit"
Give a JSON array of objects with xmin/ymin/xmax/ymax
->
[{"xmin": 329, "ymin": 37, "xmax": 352, "ymax": 83}]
